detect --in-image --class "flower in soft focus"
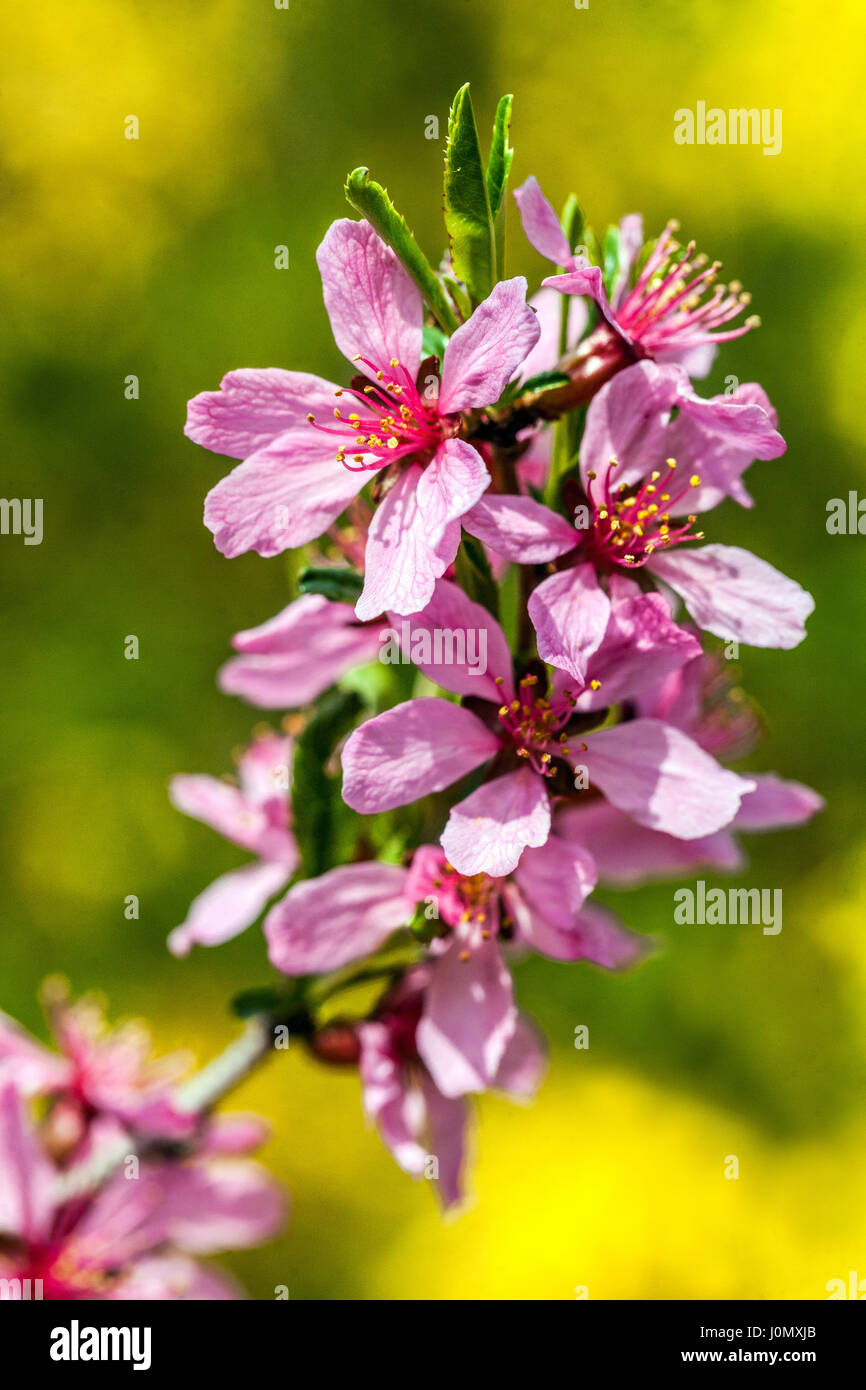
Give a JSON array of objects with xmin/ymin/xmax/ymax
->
[
  {"xmin": 356, "ymin": 969, "xmax": 544, "ymax": 1210},
  {"xmin": 555, "ymin": 650, "xmax": 824, "ymax": 884},
  {"xmin": 264, "ymin": 839, "xmax": 642, "ymax": 1098},
  {"xmin": 0, "ymin": 1081, "xmax": 285, "ymax": 1300},
  {"xmin": 0, "ymin": 980, "xmax": 196, "ymax": 1152},
  {"xmin": 519, "ymin": 361, "xmax": 813, "ymax": 664},
  {"xmin": 515, "ymin": 175, "xmax": 759, "ymax": 377},
  {"xmin": 168, "ymin": 730, "xmax": 297, "ymax": 955},
  {"xmin": 341, "ymin": 579, "xmax": 754, "ymax": 877},
  {"xmin": 187, "ymin": 219, "xmax": 541, "ymax": 619},
  {"xmin": 218, "ymin": 593, "xmax": 381, "ymax": 710}
]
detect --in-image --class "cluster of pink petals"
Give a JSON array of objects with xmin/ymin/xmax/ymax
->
[
  {"xmin": 341, "ymin": 578, "xmax": 757, "ymax": 878},
  {"xmin": 0, "ymin": 1080, "xmax": 284, "ymax": 1300},
  {"xmin": 263, "ymin": 840, "xmax": 642, "ymax": 1206},
  {"xmin": 0, "ymin": 983, "xmax": 198, "ymax": 1147},
  {"xmin": 187, "ymin": 219, "xmax": 541, "ymax": 620},
  {"xmin": 514, "ymin": 175, "xmax": 758, "ymax": 376},
  {"xmin": 168, "ymin": 730, "xmax": 297, "ymax": 955}
]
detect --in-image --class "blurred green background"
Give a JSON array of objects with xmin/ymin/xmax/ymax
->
[{"xmin": 1, "ymin": 0, "xmax": 864, "ymax": 1299}]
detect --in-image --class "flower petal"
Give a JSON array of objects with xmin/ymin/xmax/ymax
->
[
  {"xmin": 342, "ymin": 698, "xmax": 499, "ymax": 814},
  {"xmin": 386, "ymin": 577, "xmax": 514, "ymax": 702},
  {"xmin": 528, "ymin": 563, "xmax": 611, "ymax": 684},
  {"xmin": 579, "ymin": 717, "xmax": 755, "ymax": 839},
  {"xmin": 441, "ymin": 768, "xmax": 551, "ymax": 877},
  {"xmin": 418, "ymin": 1074, "xmax": 469, "ymax": 1210},
  {"xmin": 316, "ymin": 218, "xmax": 422, "ymax": 379},
  {"xmin": 414, "ymin": 438, "xmax": 491, "ymax": 550},
  {"xmin": 513, "ymin": 176, "xmax": 572, "ymax": 265},
  {"xmin": 555, "ymin": 800, "xmax": 743, "ymax": 884},
  {"xmin": 649, "ymin": 544, "xmax": 814, "ymax": 649},
  {"xmin": 493, "ymin": 1016, "xmax": 547, "ymax": 1098},
  {"xmin": 356, "ymin": 464, "xmax": 455, "ymax": 621},
  {"xmin": 464, "ymin": 492, "xmax": 578, "ymax": 564},
  {"xmin": 579, "ymin": 359, "xmax": 679, "ymax": 490},
  {"xmin": 265, "ymin": 862, "xmax": 411, "ymax": 975},
  {"xmin": 168, "ymin": 861, "xmax": 291, "ymax": 956},
  {"xmin": 185, "ymin": 369, "xmax": 342, "ymax": 460},
  {"xmin": 0, "ymin": 1081, "xmax": 56, "ymax": 1243},
  {"xmin": 417, "ymin": 933, "xmax": 517, "ymax": 1097},
  {"xmin": 576, "ymin": 572, "xmax": 702, "ymax": 710},
  {"xmin": 219, "ymin": 595, "xmax": 380, "ymax": 709},
  {"xmin": 204, "ymin": 430, "xmax": 366, "ymax": 558},
  {"xmin": 733, "ymin": 774, "xmax": 825, "ymax": 830},
  {"xmin": 438, "ymin": 278, "xmax": 541, "ymax": 413}
]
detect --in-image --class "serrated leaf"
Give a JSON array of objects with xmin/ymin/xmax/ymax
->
[
  {"xmin": 454, "ymin": 533, "xmax": 499, "ymax": 620},
  {"xmin": 443, "ymin": 84, "xmax": 496, "ymax": 304},
  {"xmin": 298, "ymin": 566, "xmax": 363, "ymax": 604},
  {"xmin": 486, "ymin": 93, "xmax": 514, "ymax": 271},
  {"xmin": 344, "ymin": 167, "xmax": 459, "ymax": 334},
  {"xmin": 561, "ymin": 193, "xmax": 586, "ymax": 257},
  {"xmin": 292, "ymin": 688, "xmax": 363, "ymax": 878}
]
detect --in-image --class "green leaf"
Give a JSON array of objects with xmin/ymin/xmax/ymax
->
[
  {"xmin": 231, "ymin": 987, "xmax": 282, "ymax": 1019},
  {"xmin": 520, "ymin": 369, "xmax": 572, "ymax": 395},
  {"xmin": 292, "ymin": 688, "xmax": 364, "ymax": 878},
  {"xmin": 443, "ymin": 83, "xmax": 496, "ymax": 304},
  {"xmin": 602, "ymin": 224, "xmax": 621, "ymax": 299},
  {"xmin": 421, "ymin": 323, "xmax": 448, "ymax": 361},
  {"xmin": 486, "ymin": 93, "xmax": 514, "ymax": 272},
  {"xmin": 344, "ymin": 167, "xmax": 459, "ymax": 334},
  {"xmin": 454, "ymin": 533, "xmax": 499, "ymax": 620},
  {"xmin": 561, "ymin": 193, "xmax": 586, "ymax": 256},
  {"xmin": 298, "ymin": 566, "xmax": 363, "ymax": 604}
]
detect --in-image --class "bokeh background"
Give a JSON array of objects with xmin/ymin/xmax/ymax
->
[{"xmin": 2, "ymin": 0, "xmax": 864, "ymax": 1299}]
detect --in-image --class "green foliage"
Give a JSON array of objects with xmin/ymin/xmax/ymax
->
[
  {"xmin": 298, "ymin": 566, "xmax": 363, "ymax": 603},
  {"xmin": 344, "ymin": 167, "xmax": 459, "ymax": 333},
  {"xmin": 486, "ymin": 93, "xmax": 514, "ymax": 271},
  {"xmin": 454, "ymin": 532, "xmax": 499, "ymax": 620},
  {"xmin": 291, "ymin": 688, "xmax": 364, "ymax": 878},
  {"xmin": 443, "ymin": 83, "xmax": 497, "ymax": 304}
]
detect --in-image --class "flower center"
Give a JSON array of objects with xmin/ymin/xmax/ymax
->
[
  {"xmin": 616, "ymin": 220, "xmax": 760, "ymax": 353},
  {"xmin": 306, "ymin": 355, "xmax": 443, "ymax": 472},
  {"xmin": 583, "ymin": 456, "xmax": 704, "ymax": 567},
  {"xmin": 496, "ymin": 674, "xmax": 580, "ymax": 775}
]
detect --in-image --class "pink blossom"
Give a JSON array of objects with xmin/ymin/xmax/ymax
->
[
  {"xmin": 555, "ymin": 652, "xmax": 823, "ymax": 883},
  {"xmin": 515, "ymin": 175, "xmax": 758, "ymax": 375},
  {"xmin": 519, "ymin": 361, "xmax": 813, "ymax": 656},
  {"xmin": 168, "ymin": 731, "xmax": 297, "ymax": 955},
  {"xmin": 218, "ymin": 593, "xmax": 381, "ymax": 709},
  {"xmin": 340, "ymin": 580, "xmax": 754, "ymax": 877},
  {"xmin": 0, "ymin": 982, "xmax": 196, "ymax": 1148},
  {"xmin": 356, "ymin": 969, "xmax": 545, "ymax": 1209},
  {"xmin": 265, "ymin": 838, "xmax": 641, "ymax": 1128},
  {"xmin": 187, "ymin": 219, "xmax": 540, "ymax": 618},
  {"xmin": 0, "ymin": 1081, "xmax": 285, "ymax": 1300}
]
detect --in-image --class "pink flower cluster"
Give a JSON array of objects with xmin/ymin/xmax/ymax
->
[
  {"xmin": 0, "ymin": 985, "xmax": 284, "ymax": 1299},
  {"xmin": 172, "ymin": 172, "xmax": 821, "ymax": 1210}
]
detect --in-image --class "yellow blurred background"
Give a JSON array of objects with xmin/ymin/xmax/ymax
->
[{"xmin": 1, "ymin": 0, "xmax": 864, "ymax": 1298}]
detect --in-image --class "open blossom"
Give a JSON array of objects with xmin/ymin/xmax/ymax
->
[
  {"xmin": 264, "ymin": 842, "xmax": 643, "ymax": 1101},
  {"xmin": 186, "ymin": 219, "xmax": 540, "ymax": 619},
  {"xmin": 0, "ymin": 1081, "xmax": 284, "ymax": 1300},
  {"xmin": 168, "ymin": 731, "xmax": 297, "ymax": 956},
  {"xmin": 0, "ymin": 981, "xmax": 197, "ymax": 1148},
  {"xmin": 341, "ymin": 579, "xmax": 755, "ymax": 878},
  {"xmin": 505, "ymin": 361, "xmax": 813, "ymax": 670},
  {"xmin": 355, "ymin": 969, "xmax": 545, "ymax": 1209},
  {"xmin": 515, "ymin": 175, "xmax": 758, "ymax": 377},
  {"xmin": 218, "ymin": 593, "xmax": 381, "ymax": 710},
  {"xmin": 555, "ymin": 651, "xmax": 824, "ymax": 884}
]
